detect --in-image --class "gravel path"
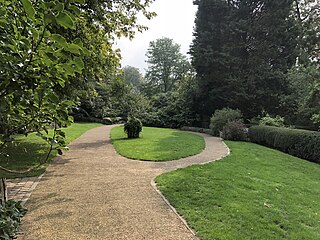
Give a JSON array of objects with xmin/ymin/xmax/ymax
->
[{"xmin": 19, "ymin": 125, "xmax": 229, "ymax": 240}]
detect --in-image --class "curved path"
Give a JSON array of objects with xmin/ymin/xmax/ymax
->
[{"xmin": 19, "ymin": 125, "xmax": 229, "ymax": 240}]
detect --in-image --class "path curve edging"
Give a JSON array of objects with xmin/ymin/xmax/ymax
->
[{"xmin": 150, "ymin": 135, "xmax": 231, "ymax": 239}]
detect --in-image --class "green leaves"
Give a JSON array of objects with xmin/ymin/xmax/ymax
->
[
  {"xmin": 56, "ymin": 11, "xmax": 75, "ymax": 29},
  {"xmin": 51, "ymin": 34, "xmax": 67, "ymax": 47},
  {"xmin": 21, "ymin": 0, "xmax": 35, "ymax": 19}
]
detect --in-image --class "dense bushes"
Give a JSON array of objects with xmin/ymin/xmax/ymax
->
[
  {"xmin": 210, "ymin": 108, "xmax": 242, "ymax": 136},
  {"xmin": 259, "ymin": 114, "xmax": 285, "ymax": 127},
  {"xmin": 0, "ymin": 200, "xmax": 27, "ymax": 240},
  {"xmin": 222, "ymin": 120, "xmax": 247, "ymax": 141},
  {"xmin": 124, "ymin": 117, "xmax": 142, "ymax": 138},
  {"xmin": 249, "ymin": 126, "xmax": 320, "ymax": 163}
]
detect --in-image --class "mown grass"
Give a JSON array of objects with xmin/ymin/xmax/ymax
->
[
  {"xmin": 110, "ymin": 126, "xmax": 205, "ymax": 161},
  {"xmin": 0, "ymin": 123, "xmax": 102, "ymax": 178},
  {"xmin": 156, "ymin": 141, "xmax": 320, "ymax": 240}
]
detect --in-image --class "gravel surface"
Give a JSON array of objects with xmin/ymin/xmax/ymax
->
[{"xmin": 18, "ymin": 125, "xmax": 229, "ymax": 240}]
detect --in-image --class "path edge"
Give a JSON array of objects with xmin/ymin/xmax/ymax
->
[{"xmin": 150, "ymin": 138, "xmax": 231, "ymax": 239}]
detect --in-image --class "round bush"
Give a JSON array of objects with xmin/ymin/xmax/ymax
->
[
  {"xmin": 222, "ymin": 120, "xmax": 247, "ymax": 141},
  {"xmin": 124, "ymin": 117, "xmax": 142, "ymax": 138},
  {"xmin": 210, "ymin": 108, "xmax": 243, "ymax": 136}
]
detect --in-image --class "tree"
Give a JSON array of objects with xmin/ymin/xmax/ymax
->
[
  {"xmin": 190, "ymin": 0, "xmax": 298, "ymax": 123},
  {"xmin": 122, "ymin": 66, "xmax": 144, "ymax": 89},
  {"xmin": 144, "ymin": 38, "xmax": 192, "ymax": 95},
  {"xmin": 0, "ymin": 0, "xmax": 156, "ymax": 204},
  {"xmin": 292, "ymin": 0, "xmax": 320, "ymax": 64}
]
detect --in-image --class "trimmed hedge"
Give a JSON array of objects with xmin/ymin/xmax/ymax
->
[
  {"xmin": 181, "ymin": 126, "xmax": 213, "ymax": 135},
  {"xmin": 248, "ymin": 126, "xmax": 320, "ymax": 164}
]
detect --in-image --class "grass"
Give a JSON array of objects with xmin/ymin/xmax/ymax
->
[
  {"xmin": 0, "ymin": 122, "xmax": 102, "ymax": 179},
  {"xmin": 110, "ymin": 126, "xmax": 205, "ymax": 161},
  {"xmin": 156, "ymin": 141, "xmax": 320, "ymax": 240}
]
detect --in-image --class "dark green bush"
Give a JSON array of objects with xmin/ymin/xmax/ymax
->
[
  {"xmin": 249, "ymin": 126, "xmax": 320, "ymax": 164},
  {"xmin": 222, "ymin": 120, "xmax": 247, "ymax": 141},
  {"xmin": 210, "ymin": 108, "xmax": 242, "ymax": 136},
  {"xmin": 0, "ymin": 200, "xmax": 27, "ymax": 240},
  {"xmin": 124, "ymin": 117, "xmax": 142, "ymax": 138}
]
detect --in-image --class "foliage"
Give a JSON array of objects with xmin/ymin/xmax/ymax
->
[
  {"xmin": 0, "ymin": 0, "xmax": 87, "ymax": 156},
  {"xmin": 291, "ymin": 0, "xmax": 320, "ymax": 64},
  {"xmin": 209, "ymin": 108, "xmax": 243, "ymax": 136},
  {"xmin": 124, "ymin": 117, "xmax": 142, "ymax": 139},
  {"xmin": 156, "ymin": 141, "xmax": 320, "ymax": 239},
  {"xmin": 111, "ymin": 126, "xmax": 205, "ymax": 161},
  {"xmin": 259, "ymin": 114, "xmax": 285, "ymax": 127},
  {"xmin": 248, "ymin": 126, "xmax": 320, "ymax": 164},
  {"xmin": 0, "ymin": 123, "xmax": 102, "ymax": 179},
  {"xmin": 143, "ymin": 92, "xmax": 195, "ymax": 128},
  {"xmin": 190, "ymin": 0, "xmax": 298, "ymax": 120},
  {"xmin": 180, "ymin": 127, "xmax": 213, "ymax": 135},
  {"xmin": 282, "ymin": 64, "xmax": 320, "ymax": 128},
  {"xmin": 0, "ymin": 200, "xmax": 27, "ymax": 240},
  {"xmin": 122, "ymin": 66, "xmax": 144, "ymax": 89},
  {"xmin": 311, "ymin": 114, "xmax": 320, "ymax": 129},
  {"xmin": 144, "ymin": 37, "xmax": 193, "ymax": 95},
  {"xmin": 221, "ymin": 120, "xmax": 247, "ymax": 141},
  {"xmin": 74, "ymin": 77, "xmax": 150, "ymax": 121}
]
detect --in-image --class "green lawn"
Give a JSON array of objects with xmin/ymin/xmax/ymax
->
[
  {"xmin": 156, "ymin": 141, "xmax": 320, "ymax": 240},
  {"xmin": 110, "ymin": 126, "xmax": 205, "ymax": 161},
  {"xmin": 0, "ymin": 122, "xmax": 102, "ymax": 178}
]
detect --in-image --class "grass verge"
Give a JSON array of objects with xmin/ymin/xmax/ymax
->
[
  {"xmin": 110, "ymin": 126, "xmax": 205, "ymax": 161},
  {"xmin": 156, "ymin": 141, "xmax": 320, "ymax": 239},
  {"xmin": 0, "ymin": 122, "xmax": 103, "ymax": 178}
]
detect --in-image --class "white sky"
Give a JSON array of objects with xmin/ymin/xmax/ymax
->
[{"xmin": 115, "ymin": 0, "xmax": 197, "ymax": 74}]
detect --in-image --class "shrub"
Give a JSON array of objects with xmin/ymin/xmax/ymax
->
[
  {"xmin": 124, "ymin": 116, "xmax": 142, "ymax": 138},
  {"xmin": 248, "ymin": 126, "xmax": 320, "ymax": 164},
  {"xmin": 259, "ymin": 114, "xmax": 285, "ymax": 127},
  {"xmin": 222, "ymin": 120, "xmax": 247, "ymax": 141},
  {"xmin": 0, "ymin": 200, "xmax": 27, "ymax": 240},
  {"xmin": 210, "ymin": 108, "xmax": 242, "ymax": 136},
  {"xmin": 181, "ymin": 126, "xmax": 213, "ymax": 135}
]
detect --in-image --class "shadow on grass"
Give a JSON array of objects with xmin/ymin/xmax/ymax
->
[{"xmin": 0, "ymin": 138, "xmax": 55, "ymax": 179}]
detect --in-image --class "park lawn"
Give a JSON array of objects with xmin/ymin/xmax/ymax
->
[
  {"xmin": 0, "ymin": 122, "xmax": 102, "ymax": 179},
  {"xmin": 156, "ymin": 141, "xmax": 320, "ymax": 240},
  {"xmin": 110, "ymin": 126, "xmax": 205, "ymax": 161}
]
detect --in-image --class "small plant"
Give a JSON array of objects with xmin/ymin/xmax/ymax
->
[
  {"xmin": 210, "ymin": 108, "xmax": 243, "ymax": 136},
  {"xmin": 222, "ymin": 120, "xmax": 247, "ymax": 141},
  {"xmin": 0, "ymin": 200, "xmax": 27, "ymax": 240},
  {"xmin": 124, "ymin": 116, "xmax": 142, "ymax": 138},
  {"xmin": 259, "ymin": 114, "xmax": 285, "ymax": 127}
]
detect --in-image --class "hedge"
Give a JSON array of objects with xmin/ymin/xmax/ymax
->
[{"xmin": 248, "ymin": 126, "xmax": 320, "ymax": 164}]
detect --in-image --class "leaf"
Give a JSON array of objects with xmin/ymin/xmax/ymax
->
[
  {"xmin": 72, "ymin": 0, "xmax": 85, "ymax": 4},
  {"xmin": 51, "ymin": 34, "xmax": 67, "ymax": 47},
  {"xmin": 66, "ymin": 44, "xmax": 82, "ymax": 54},
  {"xmin": 69, "ymin": 5, "xmax": 80, "ymax": 15},
  {"xmin": 56, "ymin": 11, "xmax": 75, "ymax": 29},
  {"xmin": 73, "ymin": 56, "xmax": 84, "ymax": 69},
  {"xmin": 21, "ymin": 0, "xmax": 35, "ymax": 19}
]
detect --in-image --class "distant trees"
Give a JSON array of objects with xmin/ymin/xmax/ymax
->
[
  {"xmin": 190, "ymin": 0, "xmax": 299, "ymax": 122},
  {"xmin": 144, "ymin": 38, "xmax": 193, "ymax": 95},
  {"xmin": 122, "ymin": 66, "xmax": 144, "ymax": 89}
]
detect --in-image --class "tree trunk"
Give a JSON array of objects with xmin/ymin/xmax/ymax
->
[{"xmin": 0, "ymin": 178, "xmax": 7, "ymax": 206}]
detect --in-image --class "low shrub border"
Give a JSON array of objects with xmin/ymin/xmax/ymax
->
[
  {"xmin": 181, "ymin": 126, "xmax": 213, "ymax": 135},
  {"xmin": 0, "ymin": 200, "xmax": 27, "ymax": 240},
  {"xmin": 248, "ymin": 126, "xmax": 320, "ymax": 164}
]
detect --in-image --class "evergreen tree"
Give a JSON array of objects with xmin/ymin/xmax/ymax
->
[{"xmin": 190, "ymin": 0, "xmax": 298, "ymax": 122}]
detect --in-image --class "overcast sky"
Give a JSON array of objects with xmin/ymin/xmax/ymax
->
[{"xmin": 115, "ymin": 0, "xmax": 197, "ymax": 74}]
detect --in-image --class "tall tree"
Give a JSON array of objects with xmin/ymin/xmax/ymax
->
[
  {"xmin": 144, "ymin": 38, "xmax": 192, "ymax": 95},
  {"xmin": 122, "ymin": 66, "xmax": 144, "ymax": 89},
  {"xmin": 190, "ymin": 0, "xmax": 298, "ymax": 122},
  {"xmin": 0, "ymin": 0, "xmax": 155, "ymax": 203}
]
